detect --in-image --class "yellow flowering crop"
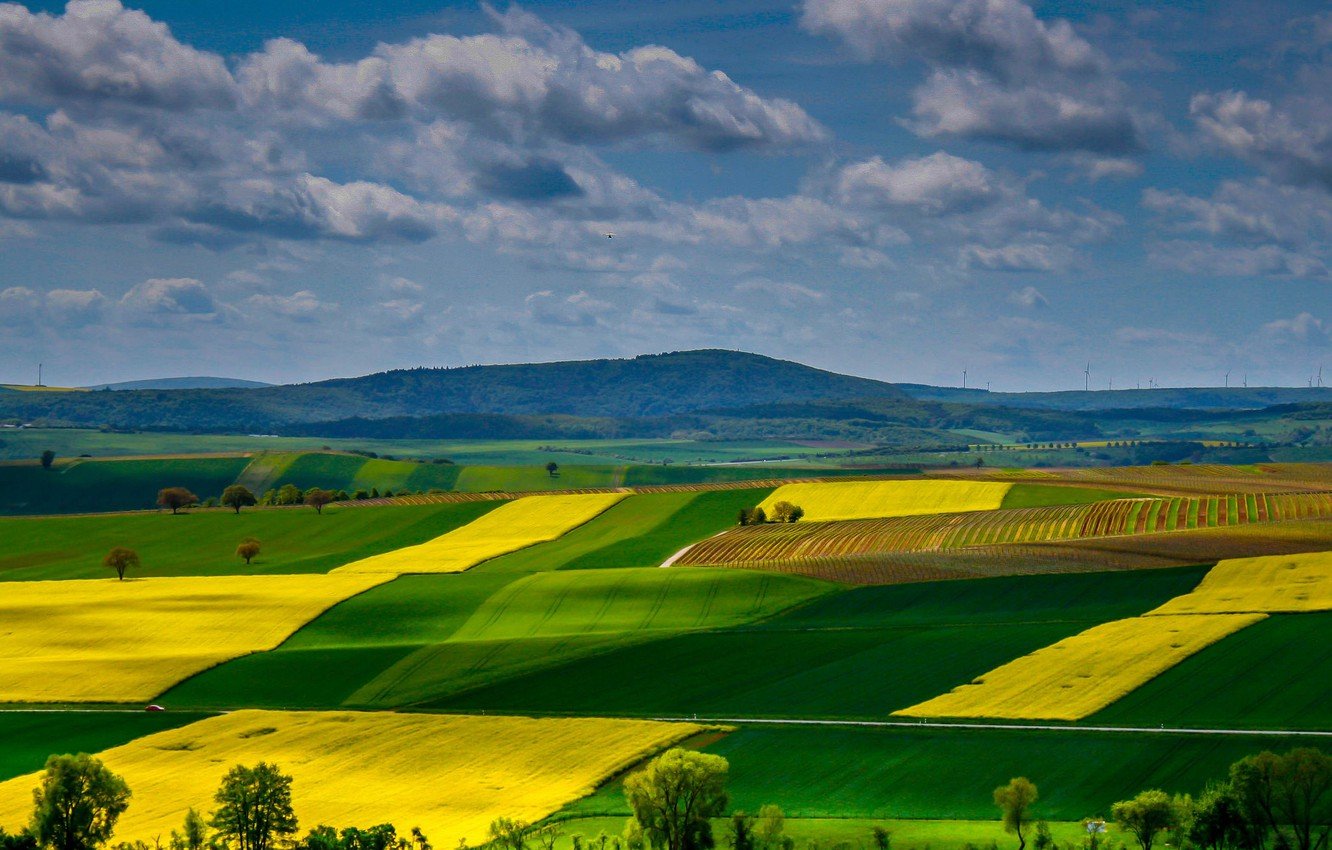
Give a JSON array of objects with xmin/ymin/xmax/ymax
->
[
  {"xmin": 0, "ymin": 711, "xmax": 705, "ymax": 847},
  {"xmin": 1149, "ymin": 550, "xmax": 1332, "ymax": 615},
  {"xmin": 895, "ymin": 614, "xmax": 1265, "ymax": 721},
  {"xmin": 0, "ymin": 575, "xmax": 388, "ymax": 702},
  {"xmin": 757, "ymin": 480, "xmax": 1012, "ymax": 522},
  {"xmin": 336, "ymin": 493, "xmax": 626, "ymax": 575}
]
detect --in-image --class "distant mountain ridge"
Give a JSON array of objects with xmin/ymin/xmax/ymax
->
[
  {"xmin": 83, "ymin": 377, "xmax": 273, "ymax": 391},
  {"xmin": 0, "ymin": 350, "xmax": 910, "ymax": 430}
]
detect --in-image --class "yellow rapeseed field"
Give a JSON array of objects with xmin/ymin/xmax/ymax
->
[
  {"xmin": 0, "ymin": 711, "xmax": 706, "ymax": 847},
  {"xmin": 335, "ymin": 493, "xmax": 626, "ymax": 574},
  {"xmin": 757, "ymin": 480, "xmax": 1012, "ymax": 522},
  {"xmin": 894, "ymin": 614, "xmax": 1266, "ymax": 721},
  {"xmin": 0, "ymin": 575, "xmax": 388, "ymax": 702},
  {"xmin": 1149, "ymin": 551, "xmax": 1332, "ymax": 615}
]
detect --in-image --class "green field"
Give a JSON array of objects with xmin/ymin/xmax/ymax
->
[
  {"xmin": 163, "ymin": 566, "xmax": 831, "ymax": 710},
  {"xmin": 1091, "ymin": 613, "xmax": 1332, "ymax": 730},
  {"xmin": 0, "ymin": 711, "xmax": 214, "ymax": 782},
  {"xmin": 0, "ymin": 500, "xmax": 502, "ymax": 581},
  {"xmin": 0, "ymin": 456, "xmax": 252, "ymax": 516},
  {"xmin": 999, "ymin": 484, "xmax": 1147, "ymax": 508},
  {"xmin": 429, "ymin": 568, "xmax": 1208, "ymax": 717},
  {"xmin": 564, "ymin": 724, "xmax": 1309, "ymax": 820}
]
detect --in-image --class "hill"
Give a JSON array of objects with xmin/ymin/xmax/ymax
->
[
  {"xmin": 0, "ymin": 350, "xmax": 911, "ymax": 432},
  {"xmin": 83, "ymin": 377, "xmax": 273, "ymax": 391}
]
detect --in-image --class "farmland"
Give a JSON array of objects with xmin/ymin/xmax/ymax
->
[
  {"xmin": 676, "ymin": 490, "xmax": 1332, "ymax": 583},
  {"xmin": 336, "ymin": 493, "xmax": 627, "ymax": 574},
  {"xmin": 0, "ymin": 574, "xmax": 388, "ymax": 702},
  {"xmin": 2, "ymin": 445, "xmax": 1330, "ymax": 848},
  {"xmin": 895, "ymin": 613, "xmax": 1266, "ymax": 721},
  {"xmin": 0, "ymin": 712, "xmax": 707, "ymax": 848}
]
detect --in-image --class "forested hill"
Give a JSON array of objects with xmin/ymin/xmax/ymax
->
[
  {"xmin": 0, "ymin": 350, "xmax": 910, "ymax": 431},
  {"xmin": 899, "ymin": 384, "xmax": 1332, "ymax": 411}
]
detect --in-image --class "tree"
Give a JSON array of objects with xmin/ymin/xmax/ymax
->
[
  {"xmin": 103, "ymin": 547, "xmax": 139, "ymax": 581},
  {"xmin": 624, "ymin": 749, "xmax": 729, "ymax": 850},
  {"xmin": 1189, "ymin": 783, "xmax": 1259, "ymax": 850},
  {"xmin": 1230, "ymin": 748, "xmax": 1332, "ymax": 850},
  {"xmin": 274, "ymin": 484, "xmax": 303, "ymax": 506},
  {"xmin": 305, "ymin": 489, "xmax": 335, "ymax": 514},
  {"xmin": 1112, "ymin": 790, "xmax": 1180, "ymax": 850},
  {"xmin": 994, "ymin": 778, "xmax": 1039, "ymax": 850},
  {"xmin": 755, "ymin": 806, "xmax": 784, "ymax": 850},
  {"xmin": 871, "ymin": 827, "xmax": 891, "ymax": 850},
  {"xmin": 769, "ymin": 502, "xmax": 802, "ymax": 523},
  {"xmin": 222, "ymin": 485, "xmax": 258, "ymax": 515},
  {"xmin": 40, "ymin": 450, "xmax": 56, "ymax": 470},
  {"xmin": 726, "ymin": 815, "xmax": 754, "ymax": 850},
  {"xmin": 211, "ymin": 762, "xmax": 298, "ymax": 850},
  {"xmin": 0, "ymin": 827, "xmax": 37, "ymax": 850},
  {"xmin": 487, "ymin": 818, "xmax": 530, "ymax": 850},
  {"xmin": 545, "ymin": 462, "xmax": 559, "ymax": 478},
  {"xmin": 29, "ymin": 753, "xmax": 131, "ymax": 850},
  {"xmin": 236, "ymin": 538, "xmax": 261, "ymax": 565},
  {"xmin": 157, "ymin": 487, "xmax": 198, "ymax": 514}
]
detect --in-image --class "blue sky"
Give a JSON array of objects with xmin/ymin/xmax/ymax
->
[{"xmin": 1, "ymin": 0, "xmax": 1329, "ymax": 390}]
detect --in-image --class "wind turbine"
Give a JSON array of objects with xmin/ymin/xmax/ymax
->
[
  {"xmin": 1084, "ymin": 363, "xmax": 1091, "ymax": 392},
  {"xmin": 1225, "ymin": 370, "xmax": 1231, "ymax": 389},
  {"xmin": 962, "ymin": 369, "xmax": 967, "ymax": 389}
]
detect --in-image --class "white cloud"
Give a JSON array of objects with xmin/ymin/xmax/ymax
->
[
  {"xmin": 1008, "ymin": 285, "xmax": 1048, "ymax": 308},
  {"xmin": 247, "ymin": 289, "xmax": 325, "ymax": 320},
  {"xmin": 119, "ymin": 277, "xmax": 219, "ymax": 319},
  {"xmin": 801, "ymin": 0, "xmax": 1140, "ymax": 153},
  {"xmin": 1191, "ymin": 90, "xmax": 1332, "ymax": 188}
]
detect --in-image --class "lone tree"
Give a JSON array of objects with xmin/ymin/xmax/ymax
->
[
  {"xmin": 1112, "ymin": 790, "xmax": 1181, "ymax": 850},
  {"xmin": 305, "ymin": 489, "xmax": 334, "ymax": 514},
  {"xmin": 236, "ymin": 538, "xmax": 261, "ymax": 565},
  {"xmin": 103, "ymin": 547, "xmax": 139, "ymax": 581},
  {"xmin": 157, "ymin": 487, "xmax": 199, "ymax": 515},
  {"xmin": 487, "ymin": 818, "xmax": 531, "ymax": 850},
  {"xmin": 222, "ymin": 485, "xmax": 258, "ymax": 515},
  {"xmin": 40, "ymin": 450, "xmax": 56, "ymax": 470},
  {"xmin": 546, "ymin": 462, "xmax": 559, "ymax": 478},
  {"xmin": 211, "ymin": 762, "xmax": 298, "ymax": 850},
  {"xmin": 625, "ymin": 749, "xmax": 729, "ymax": 850},
  {"xmin": 30, "ymin": 754, "xmax": 131, "ymax": 850},
  {"xmin": 994, "ymin": 778, "xmax": 1039, "ymax": 850}
]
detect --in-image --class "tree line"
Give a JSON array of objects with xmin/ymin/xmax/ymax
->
[{"xmin": 0, "ymin": 746, "xmax": 1325, "ymax": 850}]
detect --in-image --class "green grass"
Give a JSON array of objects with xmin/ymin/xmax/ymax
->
[
  {"xmin": 427, "ymin": 568, "xmax": 1208, "ymax": 717},
  {"xmin": 559, "ymin": 488, "xmax": 774, "ymax": 570},
  {"xmin": 1092, "ymin": 613, "xmax": 1332, "ymax": 730},
  {"xmin": 162, "ymin": 567, "xmax": 832, "ymax": 710},
  {"xmin": 565, "ymin": 724, "xmax": 1302, "ymax": 821},
  {"xmin": 1000, "ymin": 484, "xmax": 1144, "ymax": 509},
  {"xmin": 621, "ymin": 467, "xmax": 878, "ymax": 486},
  {"xmin": 453, "ymin": 465, "xmax": 627, "ymax": 492},
  {"xmin": 551, "ymin": 818, "xmax": 1092, "ymax": 850},
  {"xmin": 0, "ymin": 711, "xmax": 214, "ymax": 782},
  {"xmin": 477, "ymin": 493, "xmax": 702, "ymax": 573},
  {"xmin": 0, "ymin": 500, "xmax": 502, "ymax": 581},
  {"xmin": 0, "ymin": 456, "xmax": 252, "ymax": 516},
  {"xmin": 271, "ymin": 452, "xmax": 370, "ymax": 490}
]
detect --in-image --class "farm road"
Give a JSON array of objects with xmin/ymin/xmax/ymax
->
[{"xmin": 649, "ymin": 716, "xmax": 1332, "ymax": 737}]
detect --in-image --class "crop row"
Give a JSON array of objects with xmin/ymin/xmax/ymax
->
[
  {"xmin": 674, "ymin": 491, "xmax": 1332, "ymax": 576},
  {"xmin": 947, "ymin": 463, "xmax": 1332, "ymax": 495}
]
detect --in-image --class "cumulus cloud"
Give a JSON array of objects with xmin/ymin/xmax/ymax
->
[
  {"xmin": 0, "ymin": 0, "xmax": 236, "ymax": 111},
  {"xmin": 1008, "ymin": 285, "xmax": 1048, "ymax": 308},
  {"xmin": 832, "ymin": 152, "xmax": 998, "ymax": 214},
  {"xmin": 1191, "ymin": 90, "xmax": 1332, "ymax": 189},
  {"xmin": 801, "ymin": 0, "xmax": 1140, "ymax": 153},
  {"xmin": 119, "ymin": 277, "xmax": 219, "ymax": 319},
  {"xmin": 1261, "ymin": 312, "xmax": 1329, "ymax": 345},
  {"xmin": 0, "ymin": 285, "xmax": 107, "ymax": 326},
  {"xmin": 247, "ymin": 289, "xmax": 325, "ymax": 320},
  {"xmin": 961, "ymin": 243, "xmax": 1065, "ymax": 272},
  {"xmin": 524, "ymin": 289, "xmax": 613, "ymax": 327}
]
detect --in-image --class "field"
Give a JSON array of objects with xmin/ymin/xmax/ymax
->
[
  {"xmin": 565, "ymin": 724, "xmax": 1309, "ymax": 821},
  {"xmin": 1148, "ymin": 550, "xmax": 1332, "ymax": 614},
  {"xmin": 430, "ymin": 568, "xmax": 1208, "ymax": 718},
  {"xmin": 895, "ymin": 614, "xmax": 1266, "ymax": 721},
  {"xmin": 675, "ymin": 491, "xmax": 1332, "ymax": 583},
  {"xmin": 756, "ymin": 480, "xmax": 1012, "ymax": 522},
  {"xmin": 336, "ymin": 493, "xmax": 627, "ymax": 575},
  {"xmin": 0, "ymin": 711, "xmax": 213, "ymax": 781},
  {"xmin": 0, "ymin": 500, "xmax": 502, "ymax": 581},
  {"xmin": 0, "ymin": 574, "xmax": 388, "ymax": 701},
  {"xmin": 0, "ymin": 711, "xmax": 706, "ymax": 848},
  {"xmin": 0, "ymin": 456, "xmax": 252, "ymax": 515}
]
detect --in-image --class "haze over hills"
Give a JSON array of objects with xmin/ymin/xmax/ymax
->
[{"xmin": 82, "ymin": 377, "xmax": 274, "ymax": 391}]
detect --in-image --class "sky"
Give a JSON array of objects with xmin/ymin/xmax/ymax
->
[{"xmin": 0, "ymin": 0, "xmax": 1330, "ymax": 391}]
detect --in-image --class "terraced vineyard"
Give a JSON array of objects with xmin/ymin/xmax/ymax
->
[{"xmin": 676, "ymin": 490, "xmax": 1332, "ymax": 583}]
